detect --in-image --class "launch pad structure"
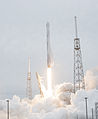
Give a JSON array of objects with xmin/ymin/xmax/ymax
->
[
  {"xmin": 26, "ymin": 17, "xmax": 85, "ymax": 99},
  {"xmin": 26, "ymin": 57, "xmax": 32, "ymax": 99},
  {"xmin": 73, "ymin": 16, "xmax": 85, "ymax": 93}
]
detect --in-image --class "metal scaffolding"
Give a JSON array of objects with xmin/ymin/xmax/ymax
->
[
  {"xmin": 73, "ymin": 16, "xmax": 85, "ymax": 93},
  {"xmin": 26, "ymin": 57, "xmax": 32, "ymax": 99}
]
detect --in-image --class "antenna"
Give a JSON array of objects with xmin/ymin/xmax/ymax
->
[
  {"xmin": 28, "ymin": 57, "xmax": 30, "ymax": 73},
  {"xmin": 74, "ymin": 16, "xmax": 78, "ymax": 38}
]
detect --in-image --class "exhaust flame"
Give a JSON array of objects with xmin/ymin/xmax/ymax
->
[{"xmin": 47, "ymin": 67, "xmax": 52, "ymax": 97}]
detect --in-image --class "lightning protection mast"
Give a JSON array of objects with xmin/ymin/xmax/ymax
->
[{"xmin": 26, "ymin": 57, "xmax": 32, "ymax": 99}]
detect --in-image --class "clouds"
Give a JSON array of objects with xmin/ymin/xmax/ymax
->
[
  {"xmin": 85, "ymin": 67, "xmax": 98, "ymax": 90},
  {"xmin": 0, "ymin": 87, "xmax": 98, "ymax": 119}
]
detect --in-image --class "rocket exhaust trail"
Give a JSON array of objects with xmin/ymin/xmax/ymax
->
[
  {"xmin": 47, "ymin": 67, "xmax": 52, "ymax": 97},
  {"xmin": 36, "ymin": 72, "xmax": 44, "ymax": 97}
]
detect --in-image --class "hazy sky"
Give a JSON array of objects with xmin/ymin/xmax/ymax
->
[{"xmin": 0, "ymin": 0, "xmax": 98, "ymax": 99}]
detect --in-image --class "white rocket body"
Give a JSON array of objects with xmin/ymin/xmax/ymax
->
[{"xmin": 46, "ymin": 22, "xmax": 54, "ymax": 68}]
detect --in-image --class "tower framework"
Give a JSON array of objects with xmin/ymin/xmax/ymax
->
[
  {"xmin": 26, "ymin": 57, "xmax": 32, "ymax": 99},
  {"xmin": 73, "ymin": 16, "xmax": 85, "ymax": 93},
  {"xmin": 95, "ymin": 102, "xmax": 98, "ymax": 119}
]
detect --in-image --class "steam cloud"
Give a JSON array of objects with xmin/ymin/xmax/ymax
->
[
  {"xmin": 0, "ymin": 67, "xmax": 98, "ymax": 119},
  {"xmin": 85, "ymin": 67, "xmax": 98, "ymax": 90}
]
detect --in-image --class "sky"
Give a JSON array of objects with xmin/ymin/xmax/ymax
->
[{"xmin": 0, "ymin": 0, "xmax": 98, "ymax": 99}]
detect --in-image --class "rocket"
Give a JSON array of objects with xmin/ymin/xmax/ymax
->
[{"xmin": 46, "ymin": 22, "xmax": 54, "ymax": 68}]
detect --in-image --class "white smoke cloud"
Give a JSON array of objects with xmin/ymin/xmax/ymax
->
[
  {"xmin": 0, "ymin": 89, "xmax": 98, "ymax": 119},
  {"xmin": 0, "ymin": 68, "xmax": 98, "ymax": 119},
  {"xmin": 55, "ymin": 83, "xmax": 73, "ymax": 105},
  {"xmin": 69, "ymin": 89, "xmax": 98, "ymax": 119},
  {"xmin": 85, "ymin": 67, "xmax": 98, "ymax": 90}
]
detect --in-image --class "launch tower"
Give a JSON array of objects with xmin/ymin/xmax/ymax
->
[
  {"xmin": 73, "ymin": 16, "xmax": 85, "ymax": 93},
  {"xmin": 26, "ymin": 57, "xmax": 32, "ymax": 99}
]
